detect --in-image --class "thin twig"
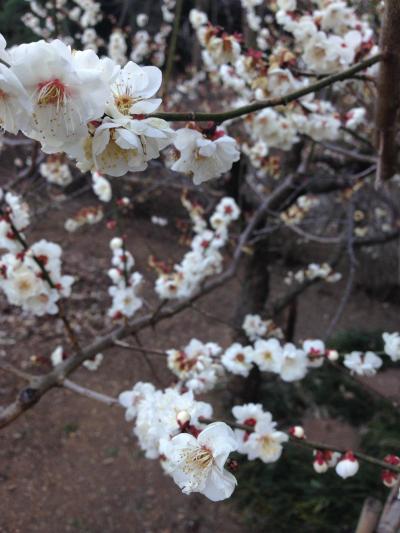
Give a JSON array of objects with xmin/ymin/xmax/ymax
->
[{"xmin": 63, "ymin": 379, "xmax": 120, "ymax": 407}]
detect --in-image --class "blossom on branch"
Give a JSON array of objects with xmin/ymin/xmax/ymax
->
[{"xmin": 161, "ymin": 422, "xmax": 237, "ymax": 501}]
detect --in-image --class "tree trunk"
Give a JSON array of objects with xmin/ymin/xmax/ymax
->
[{"xmin": 375, "ymin": 0, "xmax": 400, "ymax": 182}]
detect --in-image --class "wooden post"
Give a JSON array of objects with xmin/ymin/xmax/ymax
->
[
  {"xmin": 377, "ymin": 481, "xmax": 400, "ymax": 533},
  {"xmin": 355, "ymin": 497, "xmax": 383, "ymax": 533}
]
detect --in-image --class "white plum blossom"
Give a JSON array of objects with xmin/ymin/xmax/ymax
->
[
  {"xmin": 119, "ymin": 381, "xmax": 156, "ymax": 421},
  {"xmin": 221, "ymin": 343, "xmax": 254, "ymax": 377},
  {"xmin": 233, "ymin": 407, "xmax": 288, "ymax": 463},
  {"xmin": 92, "ymin": 172, "xmax": 112, "ymax": 202},
  {"xmin": 107, "ymin": 238, "xmax": 143, "ymax": 319},
  {"xmin": 0, "ymin": 239, "xmax": 74, "ymax": 316},
  {"xmin": 162, "ymin": 422, "xmax": 237, "ymax": 501},
  {"xmin": 172, "ymin": 128, "xmax": 240, "ymax": 185},
  {"xmin": 189, "ymin": 9, "xmax": 208, "ymax": 29},
  {"xmin": 303, "ymin": 339, "xmax": 326, "ymax": 368},
  {"xmin": 83, "ymin": 353, "xmax": 103, "ymax": 371},
  {"xmin": 279, "ymin": 343, "xmax": 308, "ymax": 382},
  {"xmin": 0, "ymin": 64, "xmax": 32, "ymax": 134},
  {"xmin": 40, "ymin": 157, "xmax": 72, "ymax": 187},
  {"xmin": 242, "ymin": 314, "xmax": 267, "ymax": 341},
  {"xmin": 343, "ymin": 351, "xmax": 383, "ymax": 376},
  {"xmin": 383, "ymin": 332, "xmax": 400, "ymax": 362},
  {"xmin": 132, "ymin": 387, "xmax": 213, "ymax": 459},
  {"xmin": 207, "ymin": 35, "xmax": 241, "ymax": 65},
  {"xmin": 11, "ymin": 40, "xmax": 116, "ymax": 153},
  {"xmin": 50, "ymin": 345, "xmax": 64, "ymax": 367},
  {"xmin": 277, "ymin": 0, "xmax": 296, "ymax": 10},
  {"xmin": 166, "ymin": 339, "xmax": 223, "ymax": 393},
  {"xmin": 108, "ymin": 61, "xmax": 162, "ymax": 116},
  {"xmin": 253, "ymin": 338, "xmax": 282, "ymax": 373}
]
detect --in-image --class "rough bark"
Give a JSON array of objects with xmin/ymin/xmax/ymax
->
[{"xmin": 375, "ymin": 0, "xmax": 400, "ymax": 182}]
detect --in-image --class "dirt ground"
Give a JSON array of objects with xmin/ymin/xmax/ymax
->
[{"xmin": 0, "ymin": 186, "xmax": 399, "ymax": 532}]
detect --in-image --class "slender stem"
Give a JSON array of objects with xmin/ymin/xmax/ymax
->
[
  {"xmin": 162, "ymin": 0, "xmax": 184, "ymax": 99},
  {"xmin": 63, "ymin": 379, "xmax": 120, "ymax": 407},
  {"xmin": 114, "ymin": 340, "xmax": 166, "ymax": 357},
  {"xmin": 151, "ymin": 54, "xmax": 382, "ymax": 122}
]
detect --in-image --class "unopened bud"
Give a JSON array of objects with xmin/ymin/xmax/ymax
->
[
  {"xmin": 110, "ymin": 237, "xmax": 123, "ymax": 250},
  {"xmin": 327, "ymin": 349, "xmax": 339, "ymax": 361},
  {"xmin": 335, "ymin": 451, "xmax": 359, "ymax": 479},
  {"xmin": 382, "ymin": 470, "xmax": 398, "ymax": 488},
  {"xmin": 289, "ymin": 425, "xmax": 305, "ymax": 439},
  {"xmin": 177, "ymin": 410, "xmax": 191, "ymax": 428},
  {"xmin": 108, "ymin": 268, "xmax": 121, "ymax": 283}
]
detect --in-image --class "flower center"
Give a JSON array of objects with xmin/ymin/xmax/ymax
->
[
  {"xmin": 263, "ymin": 351, "xmax": 272, "ymax": 361},
  {"xmin": 37, "ymin": 79, "xmax": 68, "ymax": 107},
  {"xmin": 114, "ymin": 94, "xmax": 135, "ymax": 115},
  {"xmin": 186, "ymin": 446, "xmax": 214, "ymax": 471},
  {"xmin": 17, "ymin": 278, "xmax": 33, "ymax": 293}
]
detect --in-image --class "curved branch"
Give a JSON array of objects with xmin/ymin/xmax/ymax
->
[{"xmin": 150, "ymin": 54, "xmax": 382, "ymax": 123}]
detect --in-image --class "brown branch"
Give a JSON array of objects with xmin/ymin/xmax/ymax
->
[{"xmin": 150, "ymin": 54, "xmax": 382, "ymax": 123}]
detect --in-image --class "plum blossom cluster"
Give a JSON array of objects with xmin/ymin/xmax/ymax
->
[
  {"xmin": 119, "ymin": 381, "xmax": 291, "ymax": 500},
  {"xmin": 242, "ymin": 313, "xmax": 283, "ymax": 342},
  {"xmin": 166, "ymin": 335, "xmax": 331, "ymax": 388},
  {"xmin": 154, "ymin": 196, "xmax": 240, "ymax": 300},
  {"xmin": 0, "ymin": 35, "xmax": 241, "ymax": 185},
  {"xmin": 276, "ymin": 0, "xmax": 376, "ymax": 74},
  {"xmin": 23, "ymin": 0, "xmax": 103, "ymax": 42},
  {"xmin": 280, "ymin": 195, "xmax": 320, "ymax": 225},
  {"xmin": 166, "ymin": 338, "xmax": 224, "ymax": 394},
  {"xmin": 284, "ymin": 263, "xmax": 342, "ymax": 285},
  {"xmin": 221, "ymin": 338, "xmax": 311, "ymax": 382},
  {"xmin": 0, "ymin": 191, "xmax": 74, "ymax": 316},
  {"xmin": 106, "ymin": 1, "xmax": 174, "ymax": 66},
  {"xmin": 232, "ymin": 403, "xmax": 288, "ymax": 463},
  {"xmin": 64, "ymin": 205, "xmax": 103, "ymax": 232},
  {"xmin": 118, "ymin": 381, "xmax": 385, "ymax": 501},
  {"xmin": 107, "ymin": 237, "xmax": 143, "ymax": 320},
  {"xmin": 189, "ymin": 1, "xmax": 374, "ymax": 162},
  {"xmin": 92, "ymin": 172, "xmax": 112, "ymax": 202},
  {"xmin": 40, "ymin": 155, "xmax": 73, "ymax": 187},
  {"xmin": 171, "ymin": 127, "xmax": 240, "ymax": 185}
]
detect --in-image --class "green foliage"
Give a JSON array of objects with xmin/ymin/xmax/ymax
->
[
  {"xmin": 233, "ymin": 329, "xmax": 398, "ymax": 532},
  {"xmin": 234, "ymin": 446, "xmax": 386, "ymax": 533},
  {"xmin": 328, "ymin": 329, "xmax": 384, "ymax": 354}
]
